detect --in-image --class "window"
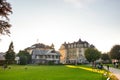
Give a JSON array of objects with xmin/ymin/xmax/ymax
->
[
  {"xmin": 68, "ymin": 45, "xmax": 71, "ymax": 48},
  {"xmin": 39, "ymin": 55, "xmax": 43, "ymax": 58},
  {"xmin": 79, "ymin": 44, "xmax": 83, "ymax": 47},
  {"xmin": 84, "ymin": 43, "xmax": 87, "ymax": 47},
  {"xmin": 74, "ymin": 44, "xmax": 76, "ymax": 48},
  {"xmin": 71, "ymin": 44, "xmax": 73, "ymax": 48},
  {"xmin": 56, "ymin": 56, "xmax": 58, "ymax": 59}
]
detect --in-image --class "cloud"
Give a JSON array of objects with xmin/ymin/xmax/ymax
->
[{"xmin": 64, "ymin": 0, "xmax": 96, "ymax": 8}]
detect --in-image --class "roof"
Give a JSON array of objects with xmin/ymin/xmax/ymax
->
[
  {"xmin": 32, "ymin": 49, "xmax": 60, "ymax": 56},
  {"xmin": 61, "ymin": 39, "xmax": 90, "ymax": 48},
  {"xmin": 25, "ymin": 43, "xmax": 54, "ymax": 51},
  {"xmin": 31, "ymin": 43, "xmax": 53, "ymax": 49}
]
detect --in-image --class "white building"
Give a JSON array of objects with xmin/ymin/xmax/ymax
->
[
  {"xmin": 0, "ymin": 52, "xmax": 5, "ymax": 65},
  {"xmin": 0, "ymin": 52, "xmax": 5, "ymax": 60},
  {"xmin": 31, "ymin": 49, "xmax": 60, "ymax": 64}
]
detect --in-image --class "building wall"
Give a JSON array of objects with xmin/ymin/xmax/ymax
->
[
  {"xmin": 59, "ymin": 39, "xmax": 93, "ymax": 64},
  {"xmin": 0, "ymin": 53, "xmax": 5, "ymax": 65},
  {"xmin": 31, "ymin": 49, "xmax": 60, "ymax": 64},
  {"xmin": 32, "ymin": 55, "xmax": 60, "ymax": 64},
  {"xmin": 59, "ymin": 45, "xmax": 67, "ymax": 64}
]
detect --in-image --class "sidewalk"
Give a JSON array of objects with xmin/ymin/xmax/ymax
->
[{"xmin": 104, "ymin": 66, "xmax": 120, "ymax": 80}]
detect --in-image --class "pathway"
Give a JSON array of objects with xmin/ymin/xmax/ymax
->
[{"xmin": 104, "ymin": 66, "xmax": 120, "ymax": 80}]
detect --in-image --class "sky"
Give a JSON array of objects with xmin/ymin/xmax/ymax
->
[{"xmin": 0, "ymin": 0, "xmax": 120, "ymax": 53}]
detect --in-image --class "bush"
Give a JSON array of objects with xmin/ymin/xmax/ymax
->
[{"xmin": 48, "ymin": 61, "xmax": 54, "ymax": 65}]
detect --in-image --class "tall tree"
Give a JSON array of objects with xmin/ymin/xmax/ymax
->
[
  {"xmin": 0, "ymin": 0, "xmax": 12, "ymax": 36},
  {"xmin": 110, "ymin": 45, "xmax": 120, "ymax": 62},
  {"xmin": 85, "ymin": 48, "xmax": 101, "ymax": 63},
  {"xmin": 5, "ymin": 42, "xmax": 15, "ymax": 64}
]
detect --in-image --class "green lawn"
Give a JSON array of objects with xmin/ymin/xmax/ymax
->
[
  {"xmin": 0, "ymin": 65, "xmax": 107, "ymax": 80},
  {"xmin": 104, "ymin": 64, "xmax": 120, "ymax": 69}
]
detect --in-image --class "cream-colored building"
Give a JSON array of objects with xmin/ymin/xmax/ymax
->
[{"xmin": 59, "ymin": 39, "xmax": 94, "ymax": 64}]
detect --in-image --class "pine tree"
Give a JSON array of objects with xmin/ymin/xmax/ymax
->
[{"xmin": 5, "ymin": 42, "xmax": 15, "ymax": 64}]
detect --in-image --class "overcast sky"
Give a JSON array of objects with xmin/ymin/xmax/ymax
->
[{"xmin": 0, "ymin": 0, "xmax": 120, "ymax": 53}]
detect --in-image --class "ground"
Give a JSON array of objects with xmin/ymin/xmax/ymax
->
[{"xmin": 0, "ymin": 65, "xmax": 107, "ymax": 80}]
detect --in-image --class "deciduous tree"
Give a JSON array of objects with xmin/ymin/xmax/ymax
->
[
  {"xmin": 0, "ymin": 0, "xmax": 12, "ymax": 36},
  {"xmin": 101, "ymin": 53, "xmax": 110, "ymax": 61},
  {"xmin": 17, "ymin": 50, "xmax": 31, "ymax": 65},
  {"xmin": 101, "ymin": 53, "xmax": 111, "ymax": 63},
  {"xmin": 85, "ymin": 48, "xmax": 101, "ymax": 63},
  {"xmin": 110, "ymin": 45, "xmax": 120, "ymax": 62}
]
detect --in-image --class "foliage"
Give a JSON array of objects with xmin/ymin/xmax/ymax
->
[
  {"xmin": 0, "ymin": 0, "xmax": 12, "ymax": 36},
  {"xmin": 19, "ymin": 56, "xmax": 27, "ymax": 65},
  {"xmin": 5, "ymin": 42, "xmax": 15, "ymax": 64},
  {"xmin": 0, "ymin": 65, "xmax": 107, "ymax": 80},
  {"xmin": 48, "ymin": 61, "xmax": 54, "ymax": 65},
  {"xmin": 101, "ymin": 53, "xmax": 110, "ymax": 61},
  {"xmin": 101, "ymin": 53, "xmax": 111, "ymax": 64},
  {"xmin": 17, "ymin": 50, "xmax": 31, "ymax": 65},
  {"xmin": 85, "ymin": 48, "xmax": 101, "ymax": 62},
  {"xmin": 110, "ymin": 45, "xmax": 120, "ymax": 61}
]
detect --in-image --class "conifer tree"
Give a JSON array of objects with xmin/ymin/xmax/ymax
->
[{"xmin": 5, "ymin": 42, "xmax": 15, "ymax": 64}]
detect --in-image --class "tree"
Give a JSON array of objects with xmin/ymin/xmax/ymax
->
[
  {"xmin": 85, "ymin": 48, "xmax": 101, "ymax": 63},
  {"xmin": 19, "ymin": 56, "xmax": 27, "ymax": 65},
  {"xmin": 17, "ymin": 50, "xmax": 31, "ymax": 65},
  {"xmin": 101, "ymin": 53, "xmax": 110, "ymax": 63},
  {"xmin": 101, "ymin": 53, "xmax": 110, "ymax": 61},
  {"xmin": 110, "ymin": 45, "xmax": 120, "ymax": 62},
  {"xmin": 0, "ymin": 0, "xmax": 12, "ymax": 36},
  {"xmin": 5, "ymin": 42, "xmax": 15, "ymax": 64}
]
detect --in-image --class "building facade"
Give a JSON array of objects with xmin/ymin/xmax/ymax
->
[
  {"xmin": 32, "ymin": 49, "xmax": 60, "ymax": 64},
  {"xmin": 26, "ymin": 43, "xmax": 60, "ymax": 64},
  {"xmin": 0, "ymin": 52, "xmax": 5, "ymax": 65},
  {"xmin": 59, "ymin": 39, "xmax": 94, "ymax": 64}
]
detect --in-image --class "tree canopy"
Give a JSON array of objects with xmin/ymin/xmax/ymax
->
[
  {"xmin": 101, "ymin": 53, "xmax": 110, "ymax": 61},
  {"xmin": 0, "ymin": 0, "xmax": 12, "ymax": 36},
  {"xmin": 110, "ymin": 45, "xmax": 120, "ymax": 61},
  {"xmin": 17, "ymin": 50, "xmax": 31, "ymax": 65},
  {"xmin": 85, "ymin": 48, "xmax": 101, "ymax": 62}
]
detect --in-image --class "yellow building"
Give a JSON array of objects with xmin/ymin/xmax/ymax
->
[{"xmin": 59, "ymin": 39, "xmax": 94, "ymax": 64}]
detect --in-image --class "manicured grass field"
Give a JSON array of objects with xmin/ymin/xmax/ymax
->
[{"xmin": 0, "ymin": 65, "xmax": 106, "ymax": 80}]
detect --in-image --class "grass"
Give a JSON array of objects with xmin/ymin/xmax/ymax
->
[
  {"xmin": 0, "ymin": 65, "xmax": 107, "ymax": 80},
  {"xmin": 104, "ymin": 63, "xmax": 120, "ymax": 69}
]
